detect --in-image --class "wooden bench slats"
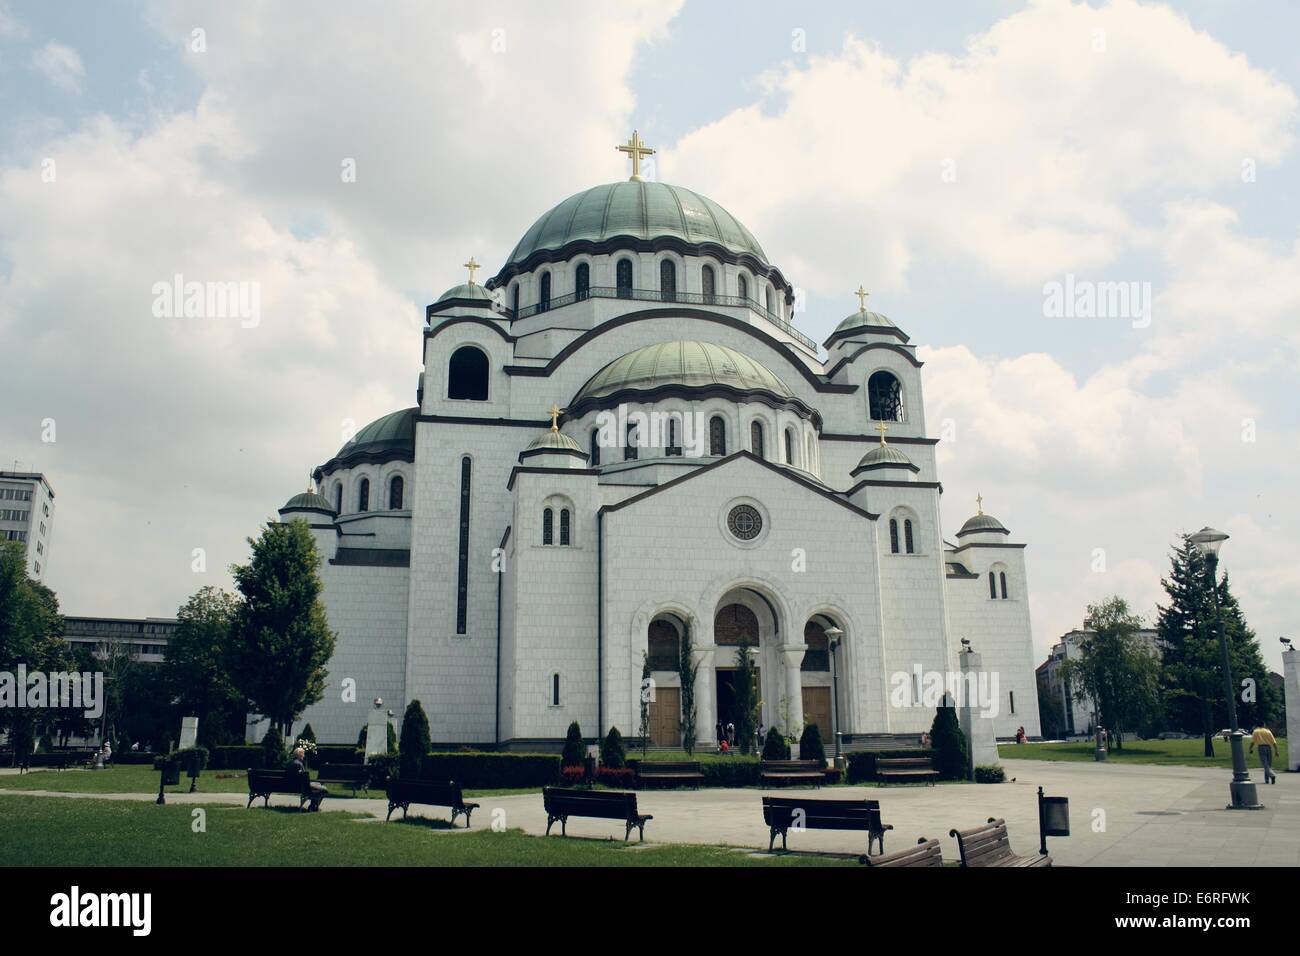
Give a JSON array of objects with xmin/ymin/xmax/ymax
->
[
  {"xmin": 949, "ymin": 818, "xmax": 1051, "ymax": 868},
  {"xmin": 863, "ymin": 837, "xmax": 945, "ymax": 868},
  {"xmin": 760, "ymin": 760, "xmax": 824, "ymax": 787},
  {"xmin": 762, "ymin": 796, "xmax": 892, "ymax": 854},
  {"xmin": 876, "ymin": 756, "xmax": 939, "ymax": 785},
  {"xmin": 246, "ymin": 768, "xmax": 317, "ymax": 811},
  {"xmin": 543, "ymin": 787, "xmax": 652, "ymax": 842},
  {"xmin": 636, "ymin": 761, "xmax": 704, "ymax": 788}
]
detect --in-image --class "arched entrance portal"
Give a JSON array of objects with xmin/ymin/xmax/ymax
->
[
  {"xmin": 712, "ymin": 587, "xmax": 781, "ymax": 752},
  {"xmin": 646, "ymin": 614, "xmax": 684, "ymax": 747},
  {"xmin": 801, "ymin": 616, "xmax": 838, "ymax": 747}
]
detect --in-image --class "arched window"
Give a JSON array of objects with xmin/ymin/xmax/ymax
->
[
  {"xmin": 701, "ymin": 265, "xmax": 716, "ymax": 303},
  {"xmin": 889, "ymin": 518, "xmax": 899, "ymax": 554},
  {"xmin": 709, "ymin": 416, "xmax": 726, "ymax": 456},
  {"xmin": 666, "ymin": 416, "xmax": 682, "ymax": 456},
  {"xmin": 560, "ymin": 509, "xmax": 571, "ymax": 546},
  {"xmin": 802, "ymin": 620, "xmax": 831, "ymax": 672},
  {"xmin": 750, "ymin": 421, "xmax": 764, "ymax": 458},
  {"xmin": 510, "ymin": 283, "xmax": 520, "ymax": 317},
  {"xmin": 334, "ymin": 483, "xmax": 343, "ymax": 514},
  {"xmin": 448, "ymin": 346, "xmax": 489, "ymax": 401},
  {"xmin": 542, "ymin": 508, "xmax": 554, "ymax": 545},
  {"xmin": 388, "ymin": 475, "xmax": 404, "ymax": 510},
  {"xmin": 624, "ymin": 423, "xmax": 638, "ymax": 461},
  {"xmin": 647, "ymin": 620, "xmax": 680, "ymax": 670},
  {"xmin": 616, "ymin": 259, "xmax": 633, "ymax": 297},
  {"xmin": 989, "ymin": 571, "xmax": 997, "ymax": 599},
  {"xmin": 737, "ymin": 274, "xmax": 749, "ymax": 301},
  {"xmin": 1000, "ymin": 571, "xmax": 1009, "ymax": 599},
  {"xmin": 764, "ymin": 285, "xmax": 774, "ymax": 313},
  {"xmin": 784, "ymin": 428, "xmax": 795, "ymax": 465},
  {"xmin": 538, "ymin": 271, "xmax": 551, "ymax": 312},
  {"xmin": 660, "ymin": 259, "xmax": 677, "ymax": 301},
  {"xmin": 575, "ymin": 263, "xmax": 590, "ymax": 301},
  {"xmin": 551, "ymin": 673, "xmax": 561, "ymax": 706},
  {"xmin": 867, "ymin": 370, "xmax": 904, "ymax": 422},
  {"xmin": 904, "ymin": 518, "xmax": 915, "ymax": 554},
  {"xmin": 357, "ymin": 478, "xmax": 370, "ymax": 512},
  {"xmin": 1009, "ymin": 691, "xmax": 1016, "ymax": 715},
  {"xmin": 589, "ymin": 429, "xmax": 601, "ymax": 466},
  {"xmin": 456, "ymin": 457, "xmax": 471, "ymax": 634},
  {"xmin": 714, "ymin": 603, "xmax": 759, "ymax": 646}
]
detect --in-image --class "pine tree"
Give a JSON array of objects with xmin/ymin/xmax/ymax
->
[
  {"xmin": 1157, "ymin": 535, "xmax": 1279, "ymax": 756},
  {"xmin": 261, "ymin": 727, "xmax": 287, "ymax": 768},
  {"xmin": 398, "ymin": 700, "xmax": 431, "ymax": 780},
  {"xmin": 799, "ymin": 723, "xmax": 826, "ymax": 765},
  {"xmin": 677, "ymin": 625, "xmax": 699, "ymax": 755},
  {"xmin": 638, "ymin": 652, "xmax": 651, "ymax": 756},
  {"xmin": 561, "ymin": 721, "xmax": 584, "ymax": 768},
  {"xmin": 732, "ymin": 643, "xmax": 759, "ymax": 755},
  {"xmin": 601, "ymin": 726, "xmax": 626, "ymax": 768},
  {"xmin": 299, "ymin": 723, "xmax": 316, "ymax": 743},
  {"xmin": 762, "ymin": 725, "xmax": 790, "ymax": 759},
  {"xmin": 928, "ymin": 702, "xmax": 968, "ymax": 780}
]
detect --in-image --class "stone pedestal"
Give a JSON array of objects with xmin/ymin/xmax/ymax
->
[
  {"xmin": 178, "ymin": 716, "xmax": 199, "ymax": 751},
  {"xmin": 958, "ymin": 651, "xmax": 1000, "ymax": 778},
  {"xmin": 1284, "ymin": 649, "xmax": 1299, "ymax": 772},
  {"xmin": 365, "ymin": 708, "xmax": 389, "ymax": 760}
]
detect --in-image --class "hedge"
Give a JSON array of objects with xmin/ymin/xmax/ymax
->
[
  {"xmin": 417, "ymin": 752, "xmax": 561, "ymax": 789},
  {"xmin": 207, "ymin": 745, "xmax": 267, "ymax": 771},
  {"xmin": 974, "ymin": 764, "xmax": 1006, "ymax": 784},
  {"xmin": 845, "ymin": 749, "xmax": 932, "ymax": 784},
  {"xmin": 310, "ymin": 745, "xmax": 364, "ymax": 769}
]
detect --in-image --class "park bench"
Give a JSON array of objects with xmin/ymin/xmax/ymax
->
[
  {"xmin": 542, "ymin": 787, "xmax": 652, "ymax": 842},
  {"xmin": 19, "ymin": 752, "xmax": 71, "ymax": 773},
  {"xmin": 949, "ymin": 818, "xmax": 1051, "ymax": 867},
  {"xmin": 876, "ymin": 756, "xmax": 939, "ymax": 785},
  {"xmin": 762, "ymin": 795, "xmax": 893, "ymax": 855},
  {"xmin": 245, "ymin": 768, "xmax": 321, "ymax": 811},
  {"xmin": 759, "ymin": 759, "xmax": 824, "ymax": 787},
  {"xmin": 316, "ymin": 762, "xmax": 371, "ymax": 796},
  {"xmin": 385, "ymin": 779, "xmax": 480, "ymax": 827},
  {"xmin": 862, "ymin": 837, "xmax": 946, "ymax": 868},
  {"xmin": 635, "ymin": 761, "xmax": 703, "ymax": 788}
]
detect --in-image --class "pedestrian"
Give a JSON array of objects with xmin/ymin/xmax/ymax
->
[
  {"xmin": 726, "ymin": 722, "xmax": 735, "ymax": 747},
  {"xmin": 1248, "ymin": 725, "xmax": 1279, "ymax": 784}
]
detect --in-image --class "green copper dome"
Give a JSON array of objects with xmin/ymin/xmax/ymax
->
[
  {"xmin": 957, "ymin": 513, "xmax": 1009, "ymax": 537},
  {"xmin": 574, "ymin": 341, "xmax": 793, "ymax": 404},
  {"xmin": 435, "ymin": 283, "xmax": 495, "ymax": 305},
  {"xmin": 505, "ymin": 181, "xmax": 768, "ymax": 267},
  {"xmin": 280, "ymin": 491, "xmax": 336, "ymax": 514},
  {"xmin": 855, "ymin": 443, "xmax": 918, "ymax": 472},
  {"xmin": 526, "ymin": 429, "xmax": 584, "ymax": 453},
  {"xmin": 335, "ymin": 407, "xmax": 417, "ymax": 463}
]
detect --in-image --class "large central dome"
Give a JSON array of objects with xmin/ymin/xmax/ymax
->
[
  {"xmin": 574, "ymin": 341, "xmax": 793, "ymax": 404},
  {"xmin": 503, "ymin": 181, "xmax": 768, "ymax": 270}
]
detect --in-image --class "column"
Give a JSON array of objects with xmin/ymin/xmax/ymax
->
[
  {"xmin": 958, "ymin": 651, "xmax": 1000, "ymax": 777},
  {"xmin": 783, "ymin": 645, "xmax": 807, "ymax": 736},
  {"xmin": 694, "ymin": 644, "xmax": 717, "ymax": 751},
  {"xmin": 1284, "ymin": 648, "xmax": 1299, "ymax": 771}
]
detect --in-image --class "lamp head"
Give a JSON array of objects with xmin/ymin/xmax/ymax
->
[
  {"xmin": 824, "ymin": 625, "xmax": 844, "ymax": 648},
  {"xmin": 1282, "ymin": 636, "xmax": 1294, "ymax": 650},
  {"xmin": 1189, "ymin": 526, "xmax": 1229, "ymax": 558}
]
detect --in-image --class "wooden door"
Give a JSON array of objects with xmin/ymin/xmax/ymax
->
[
  {"xmin": 649, "ymin": 686, "xmax": 681, "ymax": 747},
  {"xmin": 802, "ymin": 687, "xmax": 832, "ymax": 744}
]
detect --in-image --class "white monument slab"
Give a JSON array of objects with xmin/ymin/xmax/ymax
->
[
  {"xmin": 958, "ymin": 651, "xmax": 1001, "ymax": 777},
  {"xmin": 179, "ymin": 716, "xmax": 199, "ymax": 751},
  {"xmin": 365, "ymin": 707, "xmax": 389, "ymax": 759},
  {"xmin": 1283, "ymin": 648, "xmax": 1299, "ymax": 772}
]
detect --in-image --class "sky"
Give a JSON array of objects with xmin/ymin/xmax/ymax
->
[{"xmin": 1, "ymin": 0, "xmax": 1297, "ymax": 671}]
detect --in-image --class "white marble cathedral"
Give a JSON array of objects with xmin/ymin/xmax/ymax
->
[{"xmin": 274, "ymin": 134, "xmax": 1041, "ymax": 749}]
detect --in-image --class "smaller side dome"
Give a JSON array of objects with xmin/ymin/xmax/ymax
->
[
  {"xmin": 518, "ymin": 427, "xmax": 588, "ymax": 467},
  {"xmin": 526, "ymin": 429, "xmax": 583, "ymax": 453},
  {"xmin": 280, "ymin": 491, "xmax": 336, "ymax": 516},
  {"xmin": 852, "ymin": 443, "xmax": 919, "ymax": 476},
  {"xmin": 428, "ymin": 282, "xmax": 498, "ymax": 319},
  {"xmin": 957, "ymin": 513, "xmax": 1009, "ymax": 537},
  {"xmin": 823, "ymin": 308, "xmax": 909, "ymax": 348}
]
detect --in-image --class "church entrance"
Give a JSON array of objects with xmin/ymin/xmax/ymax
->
[
  {"xmin": 648, "ymin": 686, "xmax": 680, "ymax": 748},
  {"xmin": 714, "ymin": 668, "xmax": 759, "ymax": 749},
  {"xmin": 802, "ymin": 687, "xmax": 832, "ymax": 744}
]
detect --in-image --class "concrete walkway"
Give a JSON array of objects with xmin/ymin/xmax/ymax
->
[{"xmin": 2, "ymin": 759, "xmax": 1295, "ymax": 865}]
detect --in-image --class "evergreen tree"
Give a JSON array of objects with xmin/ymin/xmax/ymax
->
[
  {"xmin": 227, "ymin": 520, "xmax": 336, "ymax": 737},
  {"xmin": 601, "ymin": 726, "xmax": 626, "ymax": 768},
  {"xmin": 165, "ymin": 586, "xmax": 246, "ymax": 747},
  {"xmin": 638, "ymin": 652, "xmax": 651, "ymax": 756},
  {"xmin": 928, "ymin": 702, "xmax": 968, "ymax": 780},
  {"xmin": 762, "ymin": 725, "xmax": 790, "ymax": 760},
  {"xmin": 677, "ymin": 625, "xmax": 699, "ymax": 755},
  {"xmin": 799, "ymin": 723, "xmax": 826, "ymax": 765},
  {"xmin": 398, "ymin": 700, "xmax": 431, "ymax": 780},
  {"xmin": 1157, "ymin": 535, "xmax": 1279, "ymax": 756},
  {"xmin": 732, "ymin": 643, "xmax": 759, "ymax": 755},
  {"xmin": 299, "ymin": 723, "xmax": 315, "ymax": 743},
  {"xmin": 261, "ymin": 727, "xmax": 287, "ymax": 768},
  {"xmin": 561, "ymin": 721, "xmax": 584, "ymax": 767}
]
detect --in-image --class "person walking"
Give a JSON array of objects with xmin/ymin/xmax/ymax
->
[{"xmin": 1248, "ymin": 725, "xmax": 1279, "ymax": 784}]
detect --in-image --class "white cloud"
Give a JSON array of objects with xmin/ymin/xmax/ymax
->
[{"xmin": 31, "ymin": 41, "xmax": 85, "ymax": 93}]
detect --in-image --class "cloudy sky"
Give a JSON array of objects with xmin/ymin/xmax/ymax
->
[{"xmin": 2, "ymin": 0, "xmax": 1296, "ymax": 670}]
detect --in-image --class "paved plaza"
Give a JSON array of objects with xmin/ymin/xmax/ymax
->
[{"xmin": 2, "ymin": 759, "xmax": 1295, "ymax": 866}]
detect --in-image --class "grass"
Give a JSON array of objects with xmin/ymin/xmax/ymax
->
[
  {"xmin": 0, "ymin": 794, "xmax": 852, "ymax": 867},
  {"xmin": 1000, "ymin": 736, "xmax": 1289, "ymax": 770}
]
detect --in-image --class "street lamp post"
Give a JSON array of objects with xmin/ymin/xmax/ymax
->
[
  {"xmin": 825, "ymin": 626, "xmax": 844, "ymax": 764},
  {"xmin": 1189, "ymin": 527, "xmax": 1262, "ymax": 810}
]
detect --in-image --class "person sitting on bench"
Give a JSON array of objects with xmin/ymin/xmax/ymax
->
[{"xmin": 289, "ymin": 747, "xmax": 328, "ymax": 811}]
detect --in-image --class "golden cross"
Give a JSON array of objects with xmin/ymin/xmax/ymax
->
[
  {"xmin": 548, "ymin": 403, "xmax": 562, "ymax": 432},
  {"xmin": 875, "ymin": 420, "xmax": 889, "ymax": 445},
  {"xmin": 855, "ymin": 285, "xmax": 870, "ymax": 315},
  {"xmin": 307, "ymin": 476, "xmax": 315, "ymax": 493},
  {"xmin": 463, "ymin": 256, "xmax": 481, "ymax": 286},
  {"xmin": 616, "ymin": 130, "xmax": 655, "ymax": 181},
  {"xmin": 976, "ymin": 492, "xmax": 984, "ymax": 515}
]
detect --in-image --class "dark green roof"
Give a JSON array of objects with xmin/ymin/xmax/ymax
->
[
  {"xmin": 280, "ymin": 492, "xmax": 335, "ymax": 514},
  {"xmin": 435, "ymin": 283, "xmax": 495, "ymax": 305},
  {"xmin": 957, "ymin": 513, "xmax": 1009, "ymax": 537},
  {"xmin": 855, "ymin": 444, "xmax": 917, "ymax": 472},
  {"xmin": 505, "ymin": 181, "xmax": 767, "ymax": 268},
  {"xmin": 574, "ymin": 341, "xmax": 793, "ymax": 403},
  {"xmin": 334, "ymin": 407, "xmax": 417, "ymax": 464}
]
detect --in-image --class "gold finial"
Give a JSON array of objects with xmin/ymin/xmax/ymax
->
[
  {"xmin": 548, "ymin": 403, "xmax": 562, "ymax": 432},
  {"xmin": 463, "ymin": 256, "xmax": 481, "ymax": 286},
  {"xmin": 875, "ymin": 420, "xmax": 889, "ymax": 445},
  {"xmin": 307, "ymin": 476, "xmax": 315, "ymax": 494},
  {"xmin": 616, "ymin": 130, "xmax": 655, "ymax": 182},
  {"xmin": 976, "ymin": 492, "xmax": 984, "ymax": 515},
  {"xmin": 855, "ymin": 285, "xmax": 869, "ymax": 315}
]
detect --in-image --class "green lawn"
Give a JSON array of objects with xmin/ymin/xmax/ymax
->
[
  {"xmin": 1000, "ymin": 737, "xmax": 1289, "ymax": 770},
  {"xmin": 0, "ymin": 794, "xmax": 851, "ymax": 867}
]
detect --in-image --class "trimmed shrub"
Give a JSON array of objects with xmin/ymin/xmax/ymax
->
[
  {"xmin": 261, "ymin": 729, "xmax": 287, "ymax": 769},
  {"xmin": 974, "ymin": 764, "xmax": 1005, "ymax": 784},
  {"xmin": 418, "ymin": 752, "xmax": 562, "ymax": 790},
  {"xmin": 175, "ymin": 745, "xmax": 209, "ymax": 775},
  {"xmin": 398, "ymin": 700, "xmax": 431, "ymax": 780},
  {"xmin": 929, "ymin": 705, "xmax": 969, "ymax": 781},
  {"xmin": 762, "ymin": 726, "xmax": 790, "ymax": 760},
  {"xmin": 208, "ymin": 744, "xmax": 265, "ymax": 771},
  {"xmin": 799, "ymin": 724, "xmax": 826, "ymax": 766},
  {"xmin": 365, "ymin": 753, "xmax": 400, "ymax": 787},
  {"xmin": 308, "ymin": 745, "xmax": 363, "ymax": 770},
  {"xmin": 601, "ymin": 727, "xmax": 626, "ymax": 769},
  {"xmin": 560, "ymin": 766, "xmax": 586, "ymax": 787},
  {"xmin": 299, "ymin": 723, "xmax": 316, "ymax": 743},
  {"xmin": 596, "ymin": 767, "xmax": 636, "ymax": 788},
  {"xmin": 561, "ymin": 721, "xmax": 585, "ymax": 768},
  {"xmin": 699, "ymin": 757, "xmax": 761, "ymax": 788}
]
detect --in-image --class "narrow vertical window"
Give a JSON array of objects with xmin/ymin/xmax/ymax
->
[
  {"xmin": 750, "ymin": 421, "xmax": 764, "ymax": 458},
  {"xmin": 660, "ymin": 259, "xmax": 677, "ymax": 301},
  {"xmin": 989, "ymin": 571, "xmax": 997, "ymax": 599},
  {"xmin": 889, "ymin": 519, "xmax": 899, "ymax": 554},
  {"xmin": 616, "ymin": 259, "xmax": 633, "ymax": 297},
  {"xmin": 552, "ymin": 673, "xmax": 561, "ymax": 706},
  {"xmin": 904, "ymin": 519, "xmax": 914, "ymax": 554},
  {"xmin": 702, "ymin": 265, "xmax": 716, "ymax": 303},
  {"xmin": 1000, "ymin": 572, "xmax": 1009, "ymax": 599},
  {"xmin": 334, "ymin": 483, "xmax": 343, "ymax": 514},
  {"xmin": 560, "ymin": 509, "xmax": 570, "ymax": 546},
  {"xmin": 784, "ymin": 428, "xmax": 795, "ymax": 465},
  {"xmin": 737, "ymin": 274, "xmax": 749, "ymax": 300},
  {"xmin": 624, "ymin": 423, "xmax": 638, "ymax": 461},
  {"xmin": 389, "ymin": 475, "xmax": 404, "ymax": 510},
  {"xmin": 357, "ymin": 478, "xmax": 370, "ymax": 512},
  {"xmin": 539, "ymin": 272, "xmax": 551, "ymax": 311},
  {"xmin": 1009, "ymin": 691, "xmax": 1016, "ymax": 714},
  {"xmin": 542, "ymin": 507, "xmax": 553, "ymax": 545},
  {"xmin": 709, "ymin": 416, "xmax": 726, "ymax": 456},
  {"xmin": 456, "ymin": 456, "xmax": 471, "ymax": 634},
  {"xmin": 589, "ymin": 429, "xmax": 601, "ymax": 466},
  {"xmin": 765, "ymin": 286, "xmax": 774, "ymax": 313},
  {"xmin": 511, "ymin": 284, "xmax": 520, "ymax": 317},
  {"xmin": 667, "ymin": 417, "xmax": 681, "ymax": 456},
  {"xmin": 575, "ymin": 263, "xmax": 590, "ymax": 301}
]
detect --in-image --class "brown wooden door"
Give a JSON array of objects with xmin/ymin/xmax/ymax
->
[
  {"xmin": 649, "ymin": 686, "xmax": 680, "ymax": 747},
  {"xmin": 802, "ymin": 686, "xmax": 832, "ymax": 744}
]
